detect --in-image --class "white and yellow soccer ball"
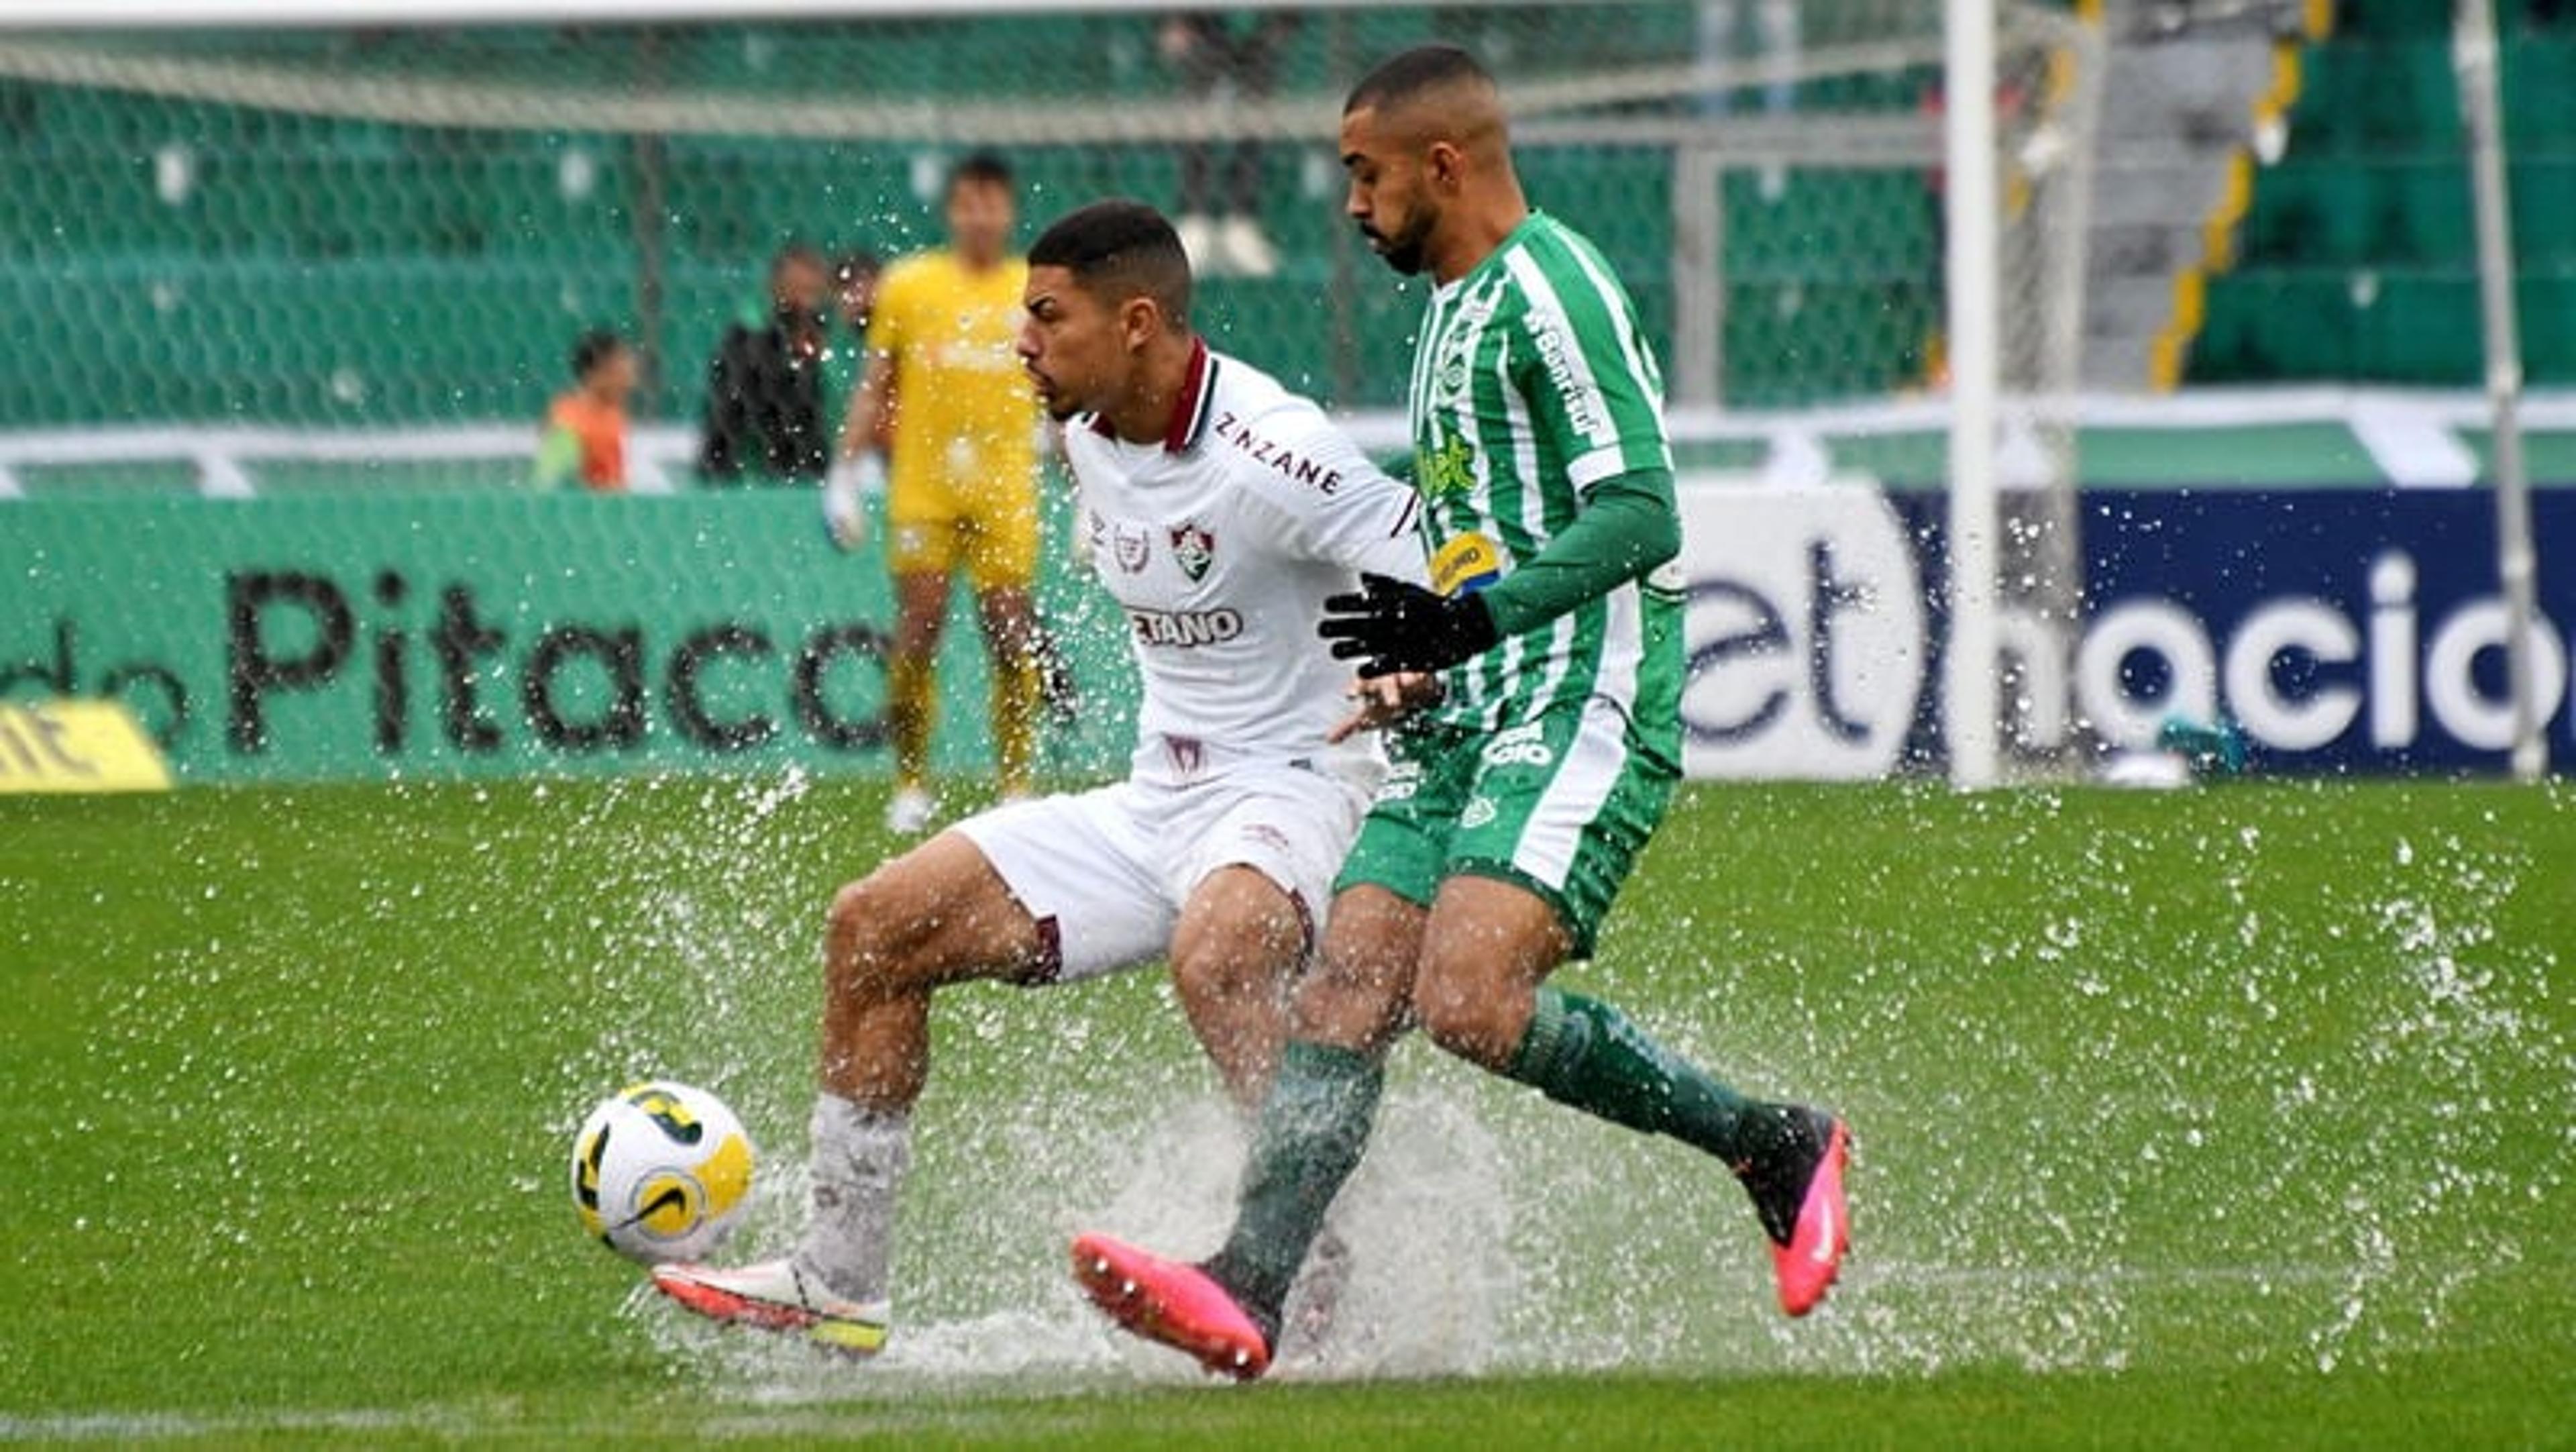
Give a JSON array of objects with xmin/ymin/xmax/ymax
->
[{"xmin": 571, "ymin": 1080, "xmax": 757, "ymax": 1265}]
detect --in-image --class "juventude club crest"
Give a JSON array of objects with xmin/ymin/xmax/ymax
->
[
  {"xmin": 1434, "ymin": 342, "xmax": 1471, "ymax": 406},
  {"xmin": 1169, "ymin": 521, "xmax": 1216, "ymax": 582}
]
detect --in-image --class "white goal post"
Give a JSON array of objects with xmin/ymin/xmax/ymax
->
[{"xmin": 1945, "ymin": 0, "xmax": 2004, "ymax": 789}]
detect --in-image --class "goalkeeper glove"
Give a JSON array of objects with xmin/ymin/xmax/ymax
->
[
  {"xmin": 822, "ymin": 452, "xmax": 886, "ymax": 551},
  {"xmin": 1318, "ymin": 572, "xmax": 1499, "ymax": 677}
]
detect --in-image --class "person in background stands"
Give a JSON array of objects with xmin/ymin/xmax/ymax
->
[
  {"xmin": 533, "ymin": 327, "xmax": 637, "ymax": 493},
  {"xmin": 698, "ymin": 242, "xmax": 835, "ymax": 486}
]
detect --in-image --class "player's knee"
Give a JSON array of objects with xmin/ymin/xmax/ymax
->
[
  {"xmin": 1177, "ymin": 874, "xmax": 1306, "ymax": 984},
  {"xmin": 1172, "ymin": 938, "xmax": 1285, "ymax": 1014},
  {"xmin": 1291, "ymin": 939, "xmax": 1372, "ymax": 1006},
  {"xmin": 1412, "ymin": 969, "xmax": 1521, "ymax": 1070},
  {"xmin": 1169, "ymin": 949, "xmax": 1239, "ymax": 1010},
  {"xmin": 824, "ymin": 876, "xmax": 930, "ymax": 1000},
  {"xmin": 1279, "ymin": 940, "xmax": 1409, "ymax": 1046}
]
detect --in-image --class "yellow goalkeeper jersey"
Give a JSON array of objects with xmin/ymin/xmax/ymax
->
[{"xmin": 871, "ymin": 249, "xmax": 1038, "ymax": 507}]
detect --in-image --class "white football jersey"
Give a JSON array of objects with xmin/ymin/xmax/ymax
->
[{"xmin": 1061, "ymin": 341, "xmax": 1428, "ymax": 786}]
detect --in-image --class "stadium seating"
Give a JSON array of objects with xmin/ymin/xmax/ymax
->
[
  {"xmin": 2190, "ymin": 11, "xmax": 2576, "ymax": 388},
  {"xmin": 0, "ymin": 7, "xmax": 1985, "ymax": 433},
  {"xmin": 21, "ymin": 7, "xmax": 2569, "ymax": 428}
]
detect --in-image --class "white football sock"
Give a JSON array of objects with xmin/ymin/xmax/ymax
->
[{"xmin": 795, "ymin": 1095, "xmax": 912, "ymax": 1305}]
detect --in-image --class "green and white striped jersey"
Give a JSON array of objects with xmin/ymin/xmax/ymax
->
[{"xmin": 1407, "ymin": 211, "xmax": 1684, "ymax": 755}]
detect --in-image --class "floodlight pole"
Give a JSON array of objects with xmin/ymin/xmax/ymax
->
[
  {"xmin": 1945, "ymin": 0, "xmax": 2002, "ymax": 789},
  {"xmin": 2455, "ymin": 0, "xmax": 2547, "ymax": 781}
]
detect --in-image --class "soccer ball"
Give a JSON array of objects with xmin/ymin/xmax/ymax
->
[{"xmin": 570, "ymin": 1080, "xmax": 757, "ymax": 1265}]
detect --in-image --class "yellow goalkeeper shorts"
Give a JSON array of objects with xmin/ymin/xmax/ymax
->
[{"xmin": 884, "ymin": 470, "xmax": 1040, "ymax": 590}]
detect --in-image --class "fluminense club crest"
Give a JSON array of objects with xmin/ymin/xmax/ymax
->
[{"xmin": 1169, "ymin": 521, "xmax": 1215, "ymax": 582}]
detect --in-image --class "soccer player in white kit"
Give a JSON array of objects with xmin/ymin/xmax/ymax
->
[{"xmin": 651, "ymin": 199, "xmax": 1429, "ymax": 1355}]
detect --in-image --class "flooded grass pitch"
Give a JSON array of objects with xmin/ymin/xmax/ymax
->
[{"xmin": 3, "ymin": 776, "xmax": 2569, "ymax": 1445}]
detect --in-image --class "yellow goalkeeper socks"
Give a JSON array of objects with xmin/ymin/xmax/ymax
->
[
  {"xmin": 990, "ymin": 652, "xmax": 1039, "ymax": 794},
  {"xmin": 885, "ymin": 650, "xmax": 936, "ymax": 788}
]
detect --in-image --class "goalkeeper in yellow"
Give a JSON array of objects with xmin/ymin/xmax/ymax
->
[{"xmin": 827, "ymin": 152, "xmax": 1057, "ymax": 834}]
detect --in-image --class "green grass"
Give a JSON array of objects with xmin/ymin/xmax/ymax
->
[{"xmin": 4, "ymin": 778, "xmax": 2572, "ymax": 1447}]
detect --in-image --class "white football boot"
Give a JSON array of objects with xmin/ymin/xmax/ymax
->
[{"xmin": 651, "ymin": 1258, "xmax": 890, "ymax": 1356}]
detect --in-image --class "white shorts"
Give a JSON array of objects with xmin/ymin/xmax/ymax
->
[{"xmin": 953, "ymin": 764, "xmax": 1370, "ymax": 984}]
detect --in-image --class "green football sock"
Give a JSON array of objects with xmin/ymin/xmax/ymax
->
[
  {"xmin": 1504, "ymin": 986, "xmax": 1759, "ymax": 1163},
  {"xmin": 1204, "ymin": 1039, "xmax": 1384, "ymax": 1333}
]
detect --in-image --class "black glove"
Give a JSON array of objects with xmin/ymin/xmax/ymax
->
[{"xmin": 1318, "ymin": 572, "xmax": 1500, "ymax": 677}]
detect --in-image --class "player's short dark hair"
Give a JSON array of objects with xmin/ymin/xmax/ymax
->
[
  {"xmin": 1344, "ymin": 44, "xmax": 1493, "ymax": 115},
  {"xmin": 833, "ymin": 248, "xmax": 883, "ymax": 284},
  {"xmin": 569, "ymin": 327, "xmax": 627, "ymax": 380},
  {"xmin": 1027, "ymin": 199, "xmax": 1191, "ymax": 326},
  {"xmin": 948, "ymin": 150, "xmax": 1014, "ymax": 195}
]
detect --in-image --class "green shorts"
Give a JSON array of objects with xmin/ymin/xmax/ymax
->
[{"xmin": 1334, "ymin": 696, "xmax": 1678, "ymax": 958}]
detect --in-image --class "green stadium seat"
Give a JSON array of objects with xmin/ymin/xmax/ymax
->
[
  {"xmin": 2332, "ymin": 1, "xmax": 2455, "ymax": 38},
  {"xmin": 2376, "ymin": 42, "xmax": 2466, "ymax": 154},
  {"xmin": 659, "ymin": 140, "xmax": 925, "ymax": 264},
  {"xmin": 2504, "ymin": 36, "xmax": 2576, "ymax": 137},
  {"xmin": 2353, "ymin": 271, "xmax": 2482, "ymax": 382},
  {"xmin": 1520, "ymin": 148, "xmax": 1672, "ymax": 278},
  {"xmin": 1723, "ymin": 168, "xmax": 1937, "ymax": 284},
  {"xmin": 2194, "ymin": 270, "xmax": 2364, "ymax": 382},
  {"xmin": 0, "ymin": 256, "xmax": 615, "ymax": 426},
  {"xmin": 2331, "ymin": 0, "xmax": 2567, "ymax": 39},
  {"xmin": 1723, "ymin": 277, "xmax": 1935, "ymax": 405},
  {"xmin": 5, "ymin": 154, "xmax": 201, "ymax": 256},
  {"xmin": 2379, "ymin": 162, "xmax": 2476, "ymax": 266},
  {"xmin": 2288, "ymin": 42, "xmax": 2461, "ymax": 158},
  {"xmin": 2516, "ymin": 270, "xmax": 2576, "ymax": 375},
  {"xmin": 2514, "ymin": 161, "xmax": 2576, "ymax": 267},
  {"xmin": 1187, "ymin": 274, "xmax": 1414, "ymax": 409},
  {"xmin": 2281, "ymin": 44, "xmax": 2357, "ymax": 156},
  {"xmin": 2241, "ymin": 162, "xmax": 2379, "ymax": 266}
]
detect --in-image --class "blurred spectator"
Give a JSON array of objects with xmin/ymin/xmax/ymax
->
[
  {"xmin": 1159, "ymin": 11, "xmax": 1300, "ymax": 277},
  {"xmin": 697, "ymin": 242, "xmax": 834, "ymax": 486},
  {"xmin": 532, "ymin": 327, "xmax": 636, "ymax": 492}
]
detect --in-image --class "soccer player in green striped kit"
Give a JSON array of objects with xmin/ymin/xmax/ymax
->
[{"xmin": 1075, "ymin": 44, "xmax": 1851, "ymax": 1378}]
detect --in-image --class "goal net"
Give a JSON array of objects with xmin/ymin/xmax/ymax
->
[{"xmin": 0, "ymin": 0, "xmax": 2100, "ymax": 770}]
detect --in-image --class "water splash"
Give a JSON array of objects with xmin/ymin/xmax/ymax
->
[{"xmin": 621, "ymin": 1086, "xmax": 1510, "ymax": 1396}]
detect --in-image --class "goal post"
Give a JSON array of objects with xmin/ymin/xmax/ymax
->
[
  {"xmin": 1945, "ymin": 0, "xmax": 2004, "ymax": 789},
  {"xmin": 2451, "ymin": 0, "xmax": 2545, "ymax": 783}
]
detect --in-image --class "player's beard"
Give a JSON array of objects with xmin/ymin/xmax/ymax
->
[{"xmin": 1363, "ymin": 207, "xmax": 1435, "ymax": 277}]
